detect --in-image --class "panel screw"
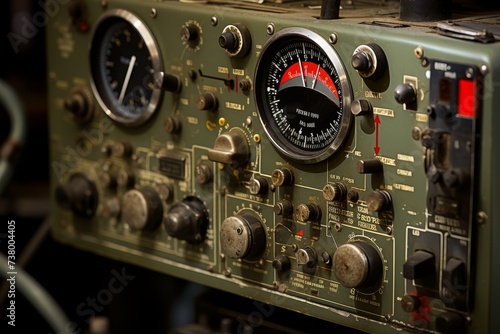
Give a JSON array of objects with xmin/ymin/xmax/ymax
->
[
  {"xmin": 480, "ymin": 64, "xmax": 489, "ymax": 76},
  {"xmin": 211, "ymin": 16, "xmax": 218, "ymax": 26},
  {"xmin": 477, "ymin": 211, "xmax": 488, "ymax": 224},
  {"xmin": 412, "ymin": 126, "xmax": 422, "ymax": 140},
  {"xmin": 266, "ymin": 23, "xmax": 275, "ymax": 35},
  {"xmin": 414, "ymin": 46, "xmax": 424, "ymax": 59},
  {"xmin": 329, "ymin": 33, "xmax": 337, "ymax": 44},
  {"xmin": 150, "ymin": 8, "xmax": 157, "ymax": 18}
]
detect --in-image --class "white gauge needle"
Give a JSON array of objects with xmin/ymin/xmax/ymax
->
[
  {"xmin": 311, "ymin": 64, "xmax": 321, "ymax": 89},
  {"xmin": 298, "ymin": 55, "xmax": 306, "ymax": 87},
  {"xmin": 118, "ymin": 55, "xmax": 136, "ymax": 103}
]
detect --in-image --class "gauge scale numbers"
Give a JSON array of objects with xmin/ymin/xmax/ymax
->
[{"xmin": 255, "ymin": 28, "xmax": 352, "ymax": 163}]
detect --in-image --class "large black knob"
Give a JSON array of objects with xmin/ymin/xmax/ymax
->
[
  {"xmin": 220, "ymin": 214, "xmax": 266, "ymax": 261},
  {"xmin": 64, "ymin": 88, "xmax": 93, "ymax": 123},
  {"xmin": 180, "ymin": 23, "xmax": 200, "ymax": 46},
  {"xmin": 351, "ymin": 43, "xmax": 387, "ymax": 79},
  {"xmin": 366, "ymin": 190, "xmax": 392, "ymax": 212},
  {"xmin": 121, "ymin": 187, "xmax": 163, "ymax": 231},
  {"xmin": 164, "ymin": 196, "xmax": 209, "ymax": 244},
  {"xmin": 436, "ymin": 312, "xmax": 466, "ymax": 334},
  {"xmin": 219, "ymin": 24, "xmax": 251, "ymax": 57},
  {"xmin": 55, "ymin": 172, "xmax": 98, "ymax": 217},
  {"xmin": 155, "ymin": 72, "xmax": 181, "ymax": 93},
  {"xmin": 394, "ymin": 83, "xmax": 417, "ymax": 105},
  {"xmin": 196, "ymin": 92, "xmax": 218, "ymax": 111},
  {"xmin": 403, "ymin": 250, "xmax": 435, "ymax": 280},
  {"xmin": 333, "ymin": 241, "xmax": 383, "ymax": 291},
  {"xmin": 272, "ymin": 255, "xmax": 291, "ymax": 273}
]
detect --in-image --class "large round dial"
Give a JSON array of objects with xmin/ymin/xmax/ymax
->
[
  {"xmin": 89, "ymin": 9, "xmax": 163, "ymax": 126},
  {"xmin": 255, "ymin": 28, "xmax": 352, "ymax": 163}
]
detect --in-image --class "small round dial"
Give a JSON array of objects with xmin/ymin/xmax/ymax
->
[
  {"xmin": 89, "ymin": 9, "xmax": 163, "ymax": 126},
  {"xmin": 255, "ymin": 28, "xmax": 352, "ymax": 163}
]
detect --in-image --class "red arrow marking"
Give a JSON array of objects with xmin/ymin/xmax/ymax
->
[{"xmin": 374, "ymin": 114, "xmax": 381, "ymax": 155}]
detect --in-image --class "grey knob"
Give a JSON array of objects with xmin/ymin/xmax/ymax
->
[
  {"xmin": 121, "ymin": 187, "xmax": 163, "ymax": 231},
  {"xmin": 207, "ymin": 129, "xmax": 250, "ymax": 169},
  {"xmin": 333, "ymin": 241, "xmax": 383, "ymax": 289},
  {"xmin": 220, "ymin": 214, "xmax": 265, "ymax": 261}
]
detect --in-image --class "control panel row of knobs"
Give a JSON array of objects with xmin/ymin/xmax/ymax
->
[{"xmin": 55, "ymin": 172, "xmax": 385, "ymax": 291}]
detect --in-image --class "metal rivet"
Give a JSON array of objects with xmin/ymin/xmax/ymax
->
[
  {"xmin": 266, "ymin": 23, "xmax": 275, "ymax": 35},
  {"xmin": 414, "ymin": 46, "xmax": 424, "ymax": 59},
  {"xmin": 211, "ymin": 16, "xmax": 218, "ymax": 26},
  {"xmin": 329, "ymin": 33, "xmax": 338, "ymax": 44}
]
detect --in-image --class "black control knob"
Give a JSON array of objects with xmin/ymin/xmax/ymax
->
[
  {"xmin": 219, "ymin": 24, "xmax": 251, "ymax": 58},
  {"xmin": 248, "ymin": 175, "xmax": 268, "ymax": 195},
  {"xmin": 219, "ymin": 31, "xmax": 238, "ymax": 51},
  {"xmin": 366, "ymin": 190, "xmax": 392, "ymax": 212},
  {"xmin": 195, "ymin": 161, "xmax": 213, "ymax": 185},
  {"xmin": 401, "ymin": 294, "xmax": 421, "ymax": 313},
  {"xmin": 351, "ymin": 43, "xmax": 387, "ymax": 79},
  {"xmin": 394, "ymin": 83, "xmax": 417, "ymax": 105},
  {"xmin": 100, "ymin": 171, "xmax": 117, "ymax": 190},
  {"xmin": 180, "ymin": 23, "xmax": 200, "ymax": 44},
  {"xmin": 271, "ymin": 167, "xmax": 294, "ymax": 187},
  {"xmin": 442, "ymin": 257, "xmax": 466, "ymax": 299},
  {"xmin": 436, "ymin": 312, "xmax": 466, "ymax": 334},
  {"xmin": 64, "ymin": 88, "xmax": 93, "ymax": 123},
  {"xmin": 333, "ymin": 241, "xmax": 383, "ymax": 290},
  {"xmin": 196, "ymin": 92, "xmax": 218, "ymax": 111},
  {"xmin": 350, "ymin": 99, "xmax": 373, "ymax": 117},
  {"xmin": 155, "ymin": 72, "xmax": 181, "ymax": 93},
  {"xmin": 274, "ymin": 199, "xmax": 293, "ymax": 217},
  {"xmin": 164, "ymin": 116, "xmax": 182, "ymax": 134},
  {"xmin": 117, "ymin": 169, "xmax": 135, "ymax": 188},
  {"xmin": 207, "ymin": 129, "xmax": 250, "ymax": 169},
  {"xmin": 164, "ymin": 196, "xmax": 209, "ymax": 244},
  {"xmin": 351, "ymin": 52, "xmax": 371, "ymax": 73},
  {"xmin": 357, "ymin": 159, "xmax": 384, "ymax": 174},
  {"xmin": 55, "ymin": 172, "xmax": 98, "ymax": 217},
  {"xmin": 295, "ymin": 202, "xmax": 322, "ymax": 222},
  {"xmin": 272, "ymin": 255, "xmax": 291, "ymax": 273},
  {"xmin": 121, "ymin": 187, "xmax": 163, "ymax": 231},
  {"xmin": 322, "ymin": 183, "xmax": 347, "ymax": 202},
  {"xmin": 403, "ymin": 250, "xmax": 435, "ymax": 280},
  {"xmin": 220, "ymin": 214, "xmax": 266, "ymax": 261},
  {"xmin": 112, "ymin": 141, "xmax": 133, "ymax": 158}
]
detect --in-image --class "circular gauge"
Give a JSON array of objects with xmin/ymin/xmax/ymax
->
[
  {"xmin": 255, "ymin": 28, "xmax": 353, "ymax": 163},
  {"xmin": 89, "ymin": 9, "xmax": 163, "ymax": 126}
]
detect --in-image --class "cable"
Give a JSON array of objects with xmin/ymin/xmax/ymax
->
[
  {"xmin": 0, "ymin": 215, "xmax": 52, "ymax": 309},
  {"xmin": 0, "ymin": 78, "xmax": 27, "ymax": 195},
  {"xmin": 0, "ymin": 251, "xmax": 77, "ymax": 333}
]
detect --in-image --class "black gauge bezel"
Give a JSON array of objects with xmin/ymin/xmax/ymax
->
[
  {"xmin": 254, "ymin": 28, "xmax": 353, "ymax": 164},
  {"xmin": 89, "ymin": 9, "xmax": 164, "ymax": 127}
]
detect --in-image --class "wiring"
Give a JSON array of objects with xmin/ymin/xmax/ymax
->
[
  {"xmin": 0, "ymin": 79, "xmax": 27, "ymax": 195},
  {"xmin": 0, "ymin": 251, "xmax": 77, "ymax": 333}
]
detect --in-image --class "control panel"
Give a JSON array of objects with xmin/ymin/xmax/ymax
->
[{"xmin": 46, "ymin": 0, "xmax": 500, "ymax": 333}]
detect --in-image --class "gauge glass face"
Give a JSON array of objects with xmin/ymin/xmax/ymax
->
[
  {"xmin": 89, "ymin": 9, "xmax": 163, "ymax": 126},
  {"xmin": 255, "ymin": 28, "xmax": 352, "ymax": 163}
]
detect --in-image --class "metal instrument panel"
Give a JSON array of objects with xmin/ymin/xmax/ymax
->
[{"xmin": 46, "ymin": 1, "xmax": 500, "ymax": 333}]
